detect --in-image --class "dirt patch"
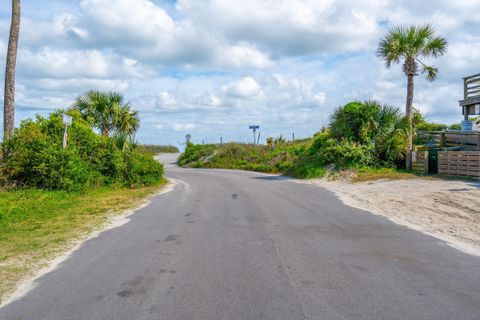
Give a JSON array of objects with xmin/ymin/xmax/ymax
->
[{"xmin": 307, "ymin": 178, "xmax": 480, "ymax": 256}]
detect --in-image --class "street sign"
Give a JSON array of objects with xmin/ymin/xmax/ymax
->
[
  {"xmin": 62, "ymin": 114, "xmax": 72, "ymax": 126},
  {"xmin": 249, "ymin": 125, "xmax": 260, "ymax": 145},
  {"xmin": 462, "ymin": 120, "xmax": 473, "ymax": 131}
]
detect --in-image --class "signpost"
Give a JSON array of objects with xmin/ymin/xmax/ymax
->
[
  {"xmin": 249, "ymin": 125, "xmax": 260, "ymax": 145},
  {"xmin": 62, "ymin": 114, "xmax": 72, "ymax": 148}
]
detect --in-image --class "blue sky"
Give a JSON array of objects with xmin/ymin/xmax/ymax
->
[{"xmin": 1, "ymin": 0, "xmax": 479, "ymax": 147}]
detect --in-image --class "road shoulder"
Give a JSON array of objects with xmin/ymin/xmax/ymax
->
[
  {"xmin": 0, "ymin": 180, "xmax": 176, "ymax": 307},
  {"xmin": 304, "ymin": 177, "xmax": 480, "ymax": 256}
]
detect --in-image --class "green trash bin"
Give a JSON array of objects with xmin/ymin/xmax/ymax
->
[{"xmin": 428, "ymin": 149, "xmax": 438, "ymax": 174}]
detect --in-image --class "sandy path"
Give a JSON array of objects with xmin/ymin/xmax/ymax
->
[{"xmin": 306, "ymin": 178, "xmax": 480, "ymax": 256}]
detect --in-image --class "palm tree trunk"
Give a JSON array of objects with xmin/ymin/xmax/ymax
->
[
  {"xmin": 3, "ymin": 0, "xmax": 21, "ymax": 141},
  {"xmin": 405, "ymin": 73, "xmax": 414, "ymax": 170}
]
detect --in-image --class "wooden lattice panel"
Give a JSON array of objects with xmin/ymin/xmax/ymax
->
[{"xmin": 438, "ymin": 151, "xmax": 480, "ymax": 178}]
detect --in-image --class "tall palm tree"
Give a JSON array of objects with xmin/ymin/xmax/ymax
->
[
  {"xmin": 70, "ymin": 90, "xmax": 139, "ymax": 138},
  {"xmin": 377, "ymin": 24, "xmax": 447, "ymax": 170},
  {"xmin": 3, "ymin": 0, "xmax": 21, "ymax": 141}
]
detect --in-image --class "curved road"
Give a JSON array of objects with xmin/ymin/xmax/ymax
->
[{"xmin": 1, "ymin": 154, "xmax": 479, "ymax": 319}]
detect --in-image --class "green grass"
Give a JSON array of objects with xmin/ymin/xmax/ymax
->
[
  {"xmin": 351, "ymin": 167, "xmax": 417, "ymax": 182},
  {"xmin": 138, "ymin": 144, "xmax": 179, "ymax": 153},
  {"xmin": 178, "ymin": 141, "xmax": 420, "ymax": 182},
  {"xmin": 178, "ymin": 141, "xmax": 310, "ymax": 174},
  {"xmin": 0, "ymin": 182, "xmax": 165, "ymax": 303}
]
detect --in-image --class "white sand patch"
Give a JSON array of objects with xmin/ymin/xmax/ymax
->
[
  {"xmin": 0, "ymin": 180, "xmax": 176, "ymax": 308},
  {"xmin": 305, "ymin": 178, "xmax": 480, "ymax": 256}
]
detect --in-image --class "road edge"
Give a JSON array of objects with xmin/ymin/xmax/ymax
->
[{"xmin": 0, "ymin": 180, "xmax": 177, "ymax": 308}]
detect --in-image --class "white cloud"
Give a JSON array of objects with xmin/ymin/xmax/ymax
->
[
  {"xmin": 176, "ymin": 0, "xmax": 383, "ymax": 56},
  {"xmin": 224, "ymin": 77, "xmax": 262, "ymax": 98},
  {"xmin": 172, "ymin": 122, "xmax": 196, "ymax": 131},
  {"xmin": 18, "ymin": 48, "xmax": 149, "ymax": 79}
]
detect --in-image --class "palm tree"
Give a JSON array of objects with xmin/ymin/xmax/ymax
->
[
  {"xmin": 377, "ymin": 24, "xmax": 447, "ymax": 170},
  {"xmin": 3, "ymin": 0, "xmax": 21, "ymax": 141},
  {"xmin": 113, "ymin": 105, "xmax": 140, "ymax": 150},
  {"xmin": 115, "ymin": 105, "xmax": 139, "ymax": 137},
  {"xmin": 70, "ymin": 90, "xmax": 139, "ymax": 139}
]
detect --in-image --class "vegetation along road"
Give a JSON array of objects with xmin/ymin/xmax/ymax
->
[{"xmin": 0, "ymin": 154, "xmax": 479, "ymax": 320}]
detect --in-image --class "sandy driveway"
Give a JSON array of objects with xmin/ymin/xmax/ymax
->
[{"xmin": 306, "ymin": 178, "xmax": 480, "ymax": 256}]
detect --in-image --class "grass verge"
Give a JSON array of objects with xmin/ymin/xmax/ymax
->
[
  {"xmin": 0, "ymin": 181, "xmax": 166, "ymax": 303},
  {"xmin": 350, "ymin": 167, "xmax": 417, "ymax": 183}
]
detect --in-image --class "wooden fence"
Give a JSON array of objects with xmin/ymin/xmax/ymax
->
[
  {"xmin": 412, "ymin": 150, "xmax": 428, "ymax": 174},
  {"xmin": 417, "ymin": 131, "xmax": 480, "ymax": 147},
  {"xmin": 438, "ymin": 151, "xmax": 480, "ymax": 178}
]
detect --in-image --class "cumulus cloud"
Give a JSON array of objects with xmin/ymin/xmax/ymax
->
[
  {"xmin": 176, "ymin": 0, "xmax": 383, "ymax": 56},
  {"xmin": 224, "ymin": 77, "xmax": 262, "ymax": 98},
  {"xmin": 18, "ymin": 48, "xmax": 150, "ymax": 79},
  {"xmin": 172, "ymin": 122, "xmax": 196, "ymax": 131}
]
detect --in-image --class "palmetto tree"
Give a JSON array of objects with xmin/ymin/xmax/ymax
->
[
  {"xmin": 70, "ymin": 90, "xmax": 140, "ymax": 139},
  {"xmin": 377, "ymin": 24, "xmax": 447, "ymax": 170},
  {"xmin": 3, "ymin": 0, "xmax": 21, "ymax": 141},
  {"xmin": 115, "ymin": 105, "xmax": 139, "ymax": 137},
  {"xmin": 330, "ymin": 100, "xmax": 408, "ymax": 165}
]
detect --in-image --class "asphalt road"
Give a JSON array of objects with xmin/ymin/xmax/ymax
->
[{"xmin": 1, "ymin": 153, "xmax": 479, "ymax": 320}]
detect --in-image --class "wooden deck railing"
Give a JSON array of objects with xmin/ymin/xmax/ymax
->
[
  {"xmin": 417, "ymin": 131, "xmax": 480, "ymax": 147},
  {"xmin": 464, "ymin": 73, "xmax": 480, "ymax": 99}
]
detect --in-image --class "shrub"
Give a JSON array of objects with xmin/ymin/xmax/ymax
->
[
  {"xmin": 330, "ymin": 101, "xmax": 380, "ymax": 144},
  {"xmin": 289, "ymin": 134, "xmax": 373, "ymax": 178},
  {"xmin": 416, "ymin": 122, "xmax": 448, "ymax": 131},
  {"xmin": 138, "ymin": 144, "xmax": 180, "ymax": 154},
  {"xmin": 1, "ymin": 111, "xmax": 163, "ymax": 190},
  {"xmin": 178, "ymin": 143, "xmax": 217, "ymax": 166}
]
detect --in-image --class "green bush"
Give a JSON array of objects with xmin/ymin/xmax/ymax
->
[
  {"xmin": 138, "ymin": 144, "xmax": 179, "ymax": 154},
  {"xmin": 1, "ymin": 112, "xmax": 163, "ymax": 190},
  {"xmin": 177, "ymin": 142, "xmax": 217, "ymax": 166},
  {"xmin": 290, "ymin": 134, "xmax": 373, "ymax": 178},
  {"xmin": 416, "ymin": 122, "xmax": 448, "ymax": 131}
]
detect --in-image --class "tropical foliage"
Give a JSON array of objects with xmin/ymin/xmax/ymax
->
[
  {"xmin": 1, "ymin": 111, "xmax": 163, "ymax": 190},
  {"xmin": 377, "ymin": 24, "xmax": 447, "ymax": 169},
  {"xmin": 329, "ymin": 101, "xmax": 408, "ymax": 164},
  {"xmin": 179, "ymin": 100, "xmax": 414, "ymax": 178},
  {"xmin": 70, "ymin": 90, "xmax": 139, "ymax": 139}
]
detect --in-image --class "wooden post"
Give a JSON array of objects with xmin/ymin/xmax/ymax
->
[
  {"xmin": 424, "ymin": 151, "xmax": 429, "ymax": 174},
  {"xmin": 440, "ymin": 132, "xmax": 446, "ymax": 147}
]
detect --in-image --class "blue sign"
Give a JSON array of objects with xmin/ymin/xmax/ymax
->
[
  {"xmin": 249, "ymin": 125, "xmax": 260, "ymax": 130},
  {"xmin": 462, "ymin": 120, "xmax": 473, "ymax": 131}
]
